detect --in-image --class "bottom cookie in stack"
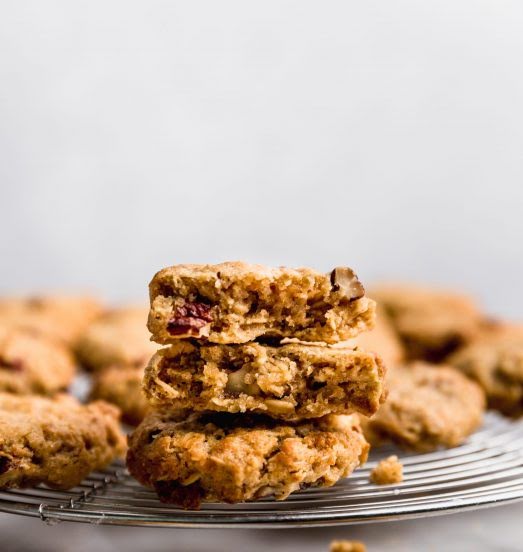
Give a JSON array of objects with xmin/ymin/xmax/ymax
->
[{"xmin": 127, "ymin": 409, "xmax": 369, "ymax": 509}]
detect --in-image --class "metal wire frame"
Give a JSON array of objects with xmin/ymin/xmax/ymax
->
[{"xmin": 1, "ymin": 412, "xmax": 522, "ymax": 529}]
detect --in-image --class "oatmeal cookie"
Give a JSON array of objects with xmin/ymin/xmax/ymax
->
[
  {"xmin": 127, "ymin": 410, "xmax": 369, "ymax": 508},
  {"xmin": 0, "ymin": 393, "xmax": 126, "ymax": 489},
  {"xmin": 448, "ymin": 323, "xmax": 523, "ymax": 416},
  {"xmin": 362, "ymin": 363, "xmax": 485, "ymax": 451},
  {"xmin": 371, "ymin": 284, "xmax": 482, "ymax": 362},
  {"xmin": 0, "ymin": 326, "xmax": 75, "ymax": 395},
  {"xmin": 90, "ymin": 365, "xmax": 149, "ymax": 426},
  {"xmin": 0, "ymin": 295, "xmax": 103, "ymax": 346},
  {"xmin": 148, "ymin": 262, "xmax": 375, "ymax": 345},
  {"xmin": 143, "ymin": 341, "xmax": 386, "ymax": 420},
  {"xmin": 76, "ymin": 306, "xmax": 157, "ymax": 371}
]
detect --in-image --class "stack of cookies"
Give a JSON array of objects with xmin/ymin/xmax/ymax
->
[{"xmin": 127, "ymin": 262, "xmax": 386, "ymax": 508}]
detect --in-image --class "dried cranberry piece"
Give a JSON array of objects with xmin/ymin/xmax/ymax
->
[
  {"xmin": 167, "ymin": 302, "xmax": 212, "ymax": 336},
  {"xmin": 0, "ymin": 357, "xmax": 24, "ymax": 372}
]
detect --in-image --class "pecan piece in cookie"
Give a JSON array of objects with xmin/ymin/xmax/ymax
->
[{"xmin": 330, "ymin": 267, "xmax": 365, "ymax": 302}]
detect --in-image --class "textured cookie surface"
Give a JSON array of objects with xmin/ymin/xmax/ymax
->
[
  {"xmin": 0, "ymin": 326, "xmax": 75, "ymax": 395},
  {"xmin": 0, "ymin": 393, "xmax": 126, "ymax": 490},
  {"xmin": 148, "ymin": 262, "xmax": 375, "ymax": 345},
  {"xmin": 372, "ymin": 284, "xmax": 482, "ymax": 362},
  {"xmin": 449, "ymin": 323, "xmax": 523, "ymax": 417},
  {"xmin": 91, "ymin": 365, "xmax": 149, "ymax": 426},
  {"xmin": 362, "ymin": 363, "xmax": 485, "ymax": 451},
  {"xmin": 0, "ymin": 295, "xmax": 103, "ymax": 346},
  {"xmin": 127, "ymin": 410, "xmax": 369, "ymax": 508},
  {"xmin": 76, "ymin": 307, "xmax": 157, "ymax": 371},
  {"xmin": 144, "ymin": 341, "xmax": 385, "ymax": 419}
]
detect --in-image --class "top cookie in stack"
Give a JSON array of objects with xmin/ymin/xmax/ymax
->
[
  {"xmin": 128, "ymin": 262, "xmax": 384, "ymax": 507},
  {"xmin": 147, "ymin": 262, "xmax": 375, "ymax": 344}
]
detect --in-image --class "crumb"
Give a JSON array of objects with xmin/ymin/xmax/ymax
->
[
  {"xmin": 330, "ymin": 540, "xmax": 367, "ymax": 552},
  {"xmin": 370, "ymin": 455, "xmax": 403, "ymax": 485}
]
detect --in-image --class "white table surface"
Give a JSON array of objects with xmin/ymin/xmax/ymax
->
[{"xmin": 1, "ymin": 501, "xmax": 521, "ymax": 551}]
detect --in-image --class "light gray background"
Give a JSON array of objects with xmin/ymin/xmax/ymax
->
[
  {"xmin": 1, "ymin": 1, "xmax": 522, "ymax": 317},
  {"xmin": 1, "ymin": 1, "xmax": 522, "ymax": 550}
]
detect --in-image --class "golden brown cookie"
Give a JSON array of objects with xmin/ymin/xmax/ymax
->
[
  {"xmin": 90, "ymin": 365, "xmax": 149, "ymax": 426},
  {"xmin": 0, "ymin": 393, "xmax": 126, "ymax": 490},
  {"xmin": 76, "ymin": 306, "xmax": 157, "ymax": 371},
  {"xmin": 448, "ymin": 323, "xmax": 523, "ymax": 417},
  {"xmin": 0, "ymin": 326, "xmax": 75, "ymax": 395},
  {"xmin": 144, "ymin": 341, "xmax": 385, "ymax": 420},
  {"xmin": 362, "ymin": 362, "xmax": 485, "ymax": 451},
  {"xmin": 372, "ymin": 284, "xmax": 482, "ymax": 362},
  {"xmin": 127, "ymin": 410, "xmax": 369, "ymax": 508},
  {"xmin": 148, "ymin": 262, "xmax": 375, "ymax": 345},
  {"xmin": 0, "ymin": 295, "xmax": 103, "ymax": 346}
]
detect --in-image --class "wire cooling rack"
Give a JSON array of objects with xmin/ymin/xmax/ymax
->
[{"xmin": 1, "ymin": 412, "xmax": 522, "ymax": 529}]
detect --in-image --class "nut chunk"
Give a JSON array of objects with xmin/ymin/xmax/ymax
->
[
  {"xmin": 144, "ymin": 341, "xmax": 386, "ymax": 420},
  {"xmin": 0, "ymin": 393, "xmax": 126, "ymax": 490},
  {"xmin": 370, "ymin": 455, "xmax": 403, "ymax": 485},
  {"xmin": 127, "ymin": 410, "xmax": 369, "ymax": 508},
  {"xmin": 148, "ymin": 262, "xmax": 375, "ymax": 345}
]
